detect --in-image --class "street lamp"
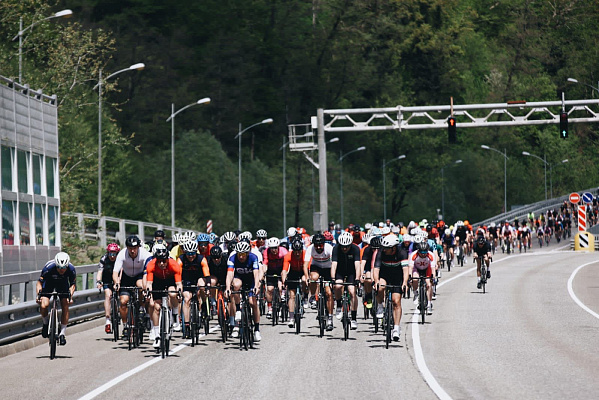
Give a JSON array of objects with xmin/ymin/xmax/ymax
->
[
  {"xmin": 382, "ymin": 155, "xmax": 406, "ymax": 221},
  {"xmin": 440, "ymin": 159, "xmax": 462, "ymax": 220},
  {"xmin": 236, "ymin": 118, "xmax": 273, "ymax": 230},
  {"xmin": 522, "ymin": 151, "xmax": 548, "ymax": 200},
  {"xmin": 166, "ymin": 97, "xmax": 211, "ymax": 226},
  {"xmin": 339, "ymin": 146, "xmax": 366, "ymax": 228},
  {"xmin": 94, "ymin": 62, "xmax": 145, "ymax": 216},
  {"xmin": 567, "ymin": 77, "xmax": 599, "ymax": 95},
  {"xmin": 12, "ymin": 9, "xmax": 73, "ymax": 83},
  {"xmin": 481, "ymin": 145, "xmax": 508, "ymax": 213}
]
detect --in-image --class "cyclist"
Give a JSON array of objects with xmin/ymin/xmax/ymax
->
[
  {"xmin": 331, "ymin": 231, "xmax": 361, "ymax": 330},
  {"xmin": 351, "ymin": 224, "xmax": 364, "ymax": 246},
  {"xmin": 360, "ymin": 235, "xmax": 380, "ymax": 309},
  {"xmin": 282, "ymin": 239, "xmax": 305, "ymax": 328},
  {"xmin": 225, "ymin": 241, "xmax": 262, "ymax": 342},
  {"xmin": 453, "ymin": 221, "xmax": 468, "ymax": 264},
  {"xmin": 147, "ymin": 229, "xmax": 167, "ymax": 253},
  {"xmin": 96, "ymin": 243, "xmax": 120, "ymax": 334},
  {"xmin": 254, "ymin": 229, "xmax": 268, "ymax": 252},
  {"xmin": 197, "ymin": 233, "xmax": 212, "ymax": 258},
  {"xmin": 501, "ymin": 221, "xmax": 513, "ymax": 253},
  {"xmin": 304, "ymin": 233, "xmax": 335, "ymax": 330},
  {"xmin": 323, "ymin": 230, "xmax": 335, "ymax": 245},
  {"xmin": 373, "ymin": 235, "xmax": 409, "ymax": 341},
  {"xmin": 112, "ymin": 235, "xmax": 152, "ymax": 336},
  {"xmin": 488, "ymin": 222, "xmax": 498, "ymax": 251},
  {"xmin": 37, "ymin": 252, "xmax": 76, "ymax": 346},
  {"xmin": 409, "ymin": 241, "xmax": 436, "ymax": 315},
  {"xmin": 441, "ymin": 228, "xmax": 455, "ymax": 266},
  {"xmin": 177, "ymin": 240, "xmax": 210, "ymax": 336},
  {"xmin": 146, "ymin": 243, "xmax": 183, "ymax": 348},
  {"xmin": 473, "ymin": 236, "xmax": 492, "ymax": 289},
  {"xmin": 262, "ymin": 237, "xmax": 288, "ymax": 318}
]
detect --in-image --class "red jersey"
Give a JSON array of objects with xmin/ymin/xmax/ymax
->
[
  {"xmin": 283, "ymin": 250, "xmax": 304, "ymax": 273},
  {"xmin": 146, "ymin": 259, "xmax": 182, "ymax": 283}
]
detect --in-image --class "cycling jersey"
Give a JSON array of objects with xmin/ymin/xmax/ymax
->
[
  {"xmin": 39, "ymin": 261, "xmax": 76, "ymax": 297},
  {"xmin": 227, "ymin": 253, "xmax": 260, "ymax": 276},
  {"xmin": 454, "ymin": 226, "xmax": 468, "ymax": 241},
  {"xmin": 304, "ymin": 243, "xmax": 334, "ymax": 268},
  {"xmin": 113, "ymin": 247, "xmax": 152, "ymax": 278},
  {"xmin": 361, "ymin": 246, "xmax": 376, "ymax": 272},
  {"xmin": 98, "ymin": 253, "xmax": 115, "ymax": 285},
  {"xmin": 263, "ymin": 246, "xmax": 288, "ymax": 274},
  {"xmin": 408, "ymin": 250, "xmax": 436, "ymax": 277},
  {"xmin": 374, "ymin": 245, "xmax": 408, "ymax": 289},
  {"xmin": 146, "ymin": 259, "xmax": 182, "ymax": 283},
  {"xmin": 169, "ymin": 244, "xmax": 184, "ymax": 260},
  {"xmin": 473, "ymin": 241, "xmax": 491, "ymax": 256},
  {"xmin": 207, "ymin": 255, "xmax": 227, "ymax": 283},
  {"xmin": 283, "ymin": 250, "xmax": 304, "ymax": 273},
  {"xmin": 177, "ymin": 253, "xmax": 210, "ymax": 286},
  {"xmin": 331, "ymin": 243, "xmax": 361, "ymax": 276}
]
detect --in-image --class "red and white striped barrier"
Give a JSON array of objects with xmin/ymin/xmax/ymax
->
[
  {"xmin": 207, "ymin": 219, "xmax": 213, "ymax": 233},
  {"xmin": 578, "ymin": 205, "xmax": 587, "ymax": 232}
]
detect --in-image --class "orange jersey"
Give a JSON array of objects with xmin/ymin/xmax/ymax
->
[
  {"xmin": 283, "ymin": 250, "xmax": 304, "ymax": 273},
  {"xmin": 146, "ymin": 258, "xmax": 182, "ymax": 283}
]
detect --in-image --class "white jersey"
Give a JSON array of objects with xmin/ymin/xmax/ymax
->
[
  {"xmin": 304, "ymin": 243, "xmax": 334, "ymax": 269},
  {"xmin": 113, "ymin": 247, "xmax": 152, "ymax": 277},
  {"xmin": 408, "ymin": 250, "xmax": 437, "ymax": 271}
]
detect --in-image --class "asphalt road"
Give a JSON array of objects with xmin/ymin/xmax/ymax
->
[{"xmin": 2, "ymin": 238, "xmax": 598, "ymax": 400}]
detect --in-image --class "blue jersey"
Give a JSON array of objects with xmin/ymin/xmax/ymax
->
[
  {"xmin": 39, "ymin": 261, "xmax": 77, "ymax": 288},
  {"xmin": 227, "ymin": 252, "xmax": 260, "ymax": 276}
]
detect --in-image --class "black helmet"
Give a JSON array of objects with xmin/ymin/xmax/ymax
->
[
  {"xmin": 125, "ymin": 235, "xmax": 141, "ymax": 248},
  {"xmin": 312, "ymin": 233, "xmax": 325, "ymax": 246},
  {"xmin": 418, "ymin": 242, "xmax": 430, "ymax": 253},
  {"xmin": 477, "ymin": 236, "xmax": 486, "ymax": 245},
  {"xmin": 426, "ymin": 224, "xmax": 432, "ymax": 232},
  {"xmin": 291, "ymin": 240, "xmax": 303, "ymax": 251},
  {"xmin": 154, "ymin": 229, "xmax": 165, "ymax": 238},
  {"xmin": 154, "ymin": 245, "xmax": 169, "ymax": 259},
  {"xmin": 227, "ymin": 239, "xmax": 238, "ymax": 253},
  {"xmin": 370, "ymin": 236, "xmax": 381, "ymax": 249},
  {"xmin": 353, "ymin": 225, "xmax": 361, "ymax": 232},
  {"xmin": 210, "ymin": 246, "xmax": 222, "ymax": 258}
]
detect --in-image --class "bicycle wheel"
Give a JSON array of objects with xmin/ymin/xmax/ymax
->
[
  {"xmin": 342, "ymin": 296, "xmax": 349, "ymax": 341},
  {"xmin": 49, "ymin": 302, "xmax": 57, "ymax": 360},
  {"xmin": 318, "ymin": 293, "xmax": 325, "ymax": 338},
  {"xmin": 372, "ymin": 293, "xmax": 379, "ymax": 334},
  {"xmin": 295, "ymin": 292, "xmax": 301, "ymax": 334},
  {"xmin": 419, "ymin": 280, "xmax": 426, "ymax": 325},
  {"xmin": 385, "ymin": 296, "xmax": 392, "ymax": 349},
  {"xmin": 217, "ymin": 297, "xmax": 227, "ymax": 343},
  {"xmin": 160, "ymin": 307, "xmax": 167, "ymax": 358},
  {"xmin": 190, "ymin": 301, "xmax": 199, "ymax": 347},
  {"xmin": 272, "ymin": 288, "xmax": 279, "ymax": 326},
  {"xmin": 111, "ymin": 295, "xmax": 120, "ymax": 342},
  {"xmin": 202, "ymin": 300, "xmax": 210, "ymax": 336},
  {"xmin": 446, "ymin": 251, "xmax": 451, "ymax": 272},
  {"xmin": 247, "ymin": 305, "xmax": 255, "ymax": 349},
  {"xmin": 481, "ymin": 266, "xmax": 487, "ymax": 294},
  {"xmin": 127, "ymin": 302, "xmax": 134, "ymax": 351},
  {"xmin": 240, "ymin": 303, "xmax": 249, "ymax": 350}
]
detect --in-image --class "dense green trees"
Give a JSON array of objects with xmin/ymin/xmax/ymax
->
[{"xmin": 1, "ymin": 0, "xmax": 598, "ymax": 235}]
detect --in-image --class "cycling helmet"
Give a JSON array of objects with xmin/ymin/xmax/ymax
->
[
  {"xmin": 153, "ymin": 243, "xmax": 169, "ymax": 259},
  {"xmin": 403, "ymin": 234, "xmax": 413, "ymax": 242},
  {"xmin": 291, "ymin": 240, "xmax": 303, "ymax": 251},
  {"xmin": 183, "ymin": 240, "xmax": 198, "ymax": 253},
  {"xmin": 223, "ymin": 231, "xmax": 236, "ymax": 242},
  {"xmin": 353, "ymin": 225, "xmax": 361, "ymax": 232},
  {"xmin": 408, "ymin": 221, "xmax": 417, "ymax": 229},
  {"xmin": 172, "ymin": 233, "xmax": 180, "ymax": 243},
  {"xmin": 287, "ymin": 227, "xmax": 297, "ymax": 237},
  {"xmin": 210, "ymin": 245, "xmax": 222, "ymax": 258},
  {"xmin": 197, "ymin": 233, "xmax": 210, "ymax": 243},
  {"xmin": 154, "ymin": 229, "xmax": 165, "ymax": 238},
  {"xmin": 381, "ymin": 235, "xmax": 399, "ymax": 248},
  {"xmin": 227, "ymin": 239, "xmax": 238, "ymax": 253},
  {"xmin": 239, "ymin": 231, "xmax": 252, "ymax": 241},
  {"xmin": 312, "ymin": 233, "xmax": 325, "ymax": 246},
  {"xmin": 362, "ymin": 233, "xmax": 372, "ymax": 245},
  {"xmin": 186, "ymin": 231, "xmax": 197, "ymax": 242},
  {"xmin": 106, "ymin": 243, "xmax": 121, "ymax": 253},
  {"xmin": 337, "ymin": 232, "xmax": 353, "ymax": 246},
  {"xmin": 256, "ymin": 229, "xmax": 268, "ymax": 239},
  {"xmin": 418, "ymin": 242, "xmax": 430, "ymax": 253},
  {"xmin": 391, "ymin": 226, "xmax": 400, "ymax": 234},
  {"xmin": 370, "ymin": 236, "xmax": 382, "ymax": 249},
  {"xmin": 365, "ymin": 223, "xmax": 372, "ymax": 230},
  {"xmin": 322, "ymin": 231, "xmax": 334, "ymax": 242},
  {"xmin": 235, "ymin": 241, "xmax": 251, "ymax": 254},
  {"xmin": 413, "ymin": 234, "xmax": 424, "ymax": 244},
  {"xmin": 371, "ymin": 227, "xmax": 382, "ymax": 235},
  {"xmin": 477, "ymin": 236, "xmax": 486, "ymax": 245},
  {"xmin": 209, "ymin": 232, "xmax": 217, "ymax": 244},
  {"xmin": 143, "ymin": 243, "xmax": 151, "ymax": 252},
  {"xmin": 381, "ymin": 227, "xmax": 391, "ymax": 235},
  {"xmin": 426, "ymin": 224, "xmax": 432, "ymax": 232},
  {"xmin": 54, "ymin": 252, "xmax": 70, "ymax": 268},
  {"xmin": 490, "ymin": 222, "xmax": 496, "ymax": 228},
  {"xmin": 267, "ymin": 237, "xmax": 280, "ymax": 248},
  {"xmin": 125, "ymin": 235, "xmax": 141, "ymax": 248},
  {"xmin": 240, "ymin": 237, "xmax": 251, "ymax": 245}
]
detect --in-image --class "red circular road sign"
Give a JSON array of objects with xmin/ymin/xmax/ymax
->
[{"xmin": 569, "ymin": 192, "xmax": 580, "ymax": 204}]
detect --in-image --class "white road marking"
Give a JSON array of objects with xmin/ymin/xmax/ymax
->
[
  {"xmin": 78, "ymin": 326, "xmax": 219, "ymax": 400},
  {"xmin": 567, "ymin": 260, "xmax": 599, "ymax": 320}
]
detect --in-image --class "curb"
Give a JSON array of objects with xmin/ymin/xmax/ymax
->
[{"xmin": 0, "ymin": 317, "xmax": 104, "ymax": 358}]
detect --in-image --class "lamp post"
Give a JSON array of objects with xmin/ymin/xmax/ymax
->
[
  {"xmin": 567, "ymin": 77, "xmax": 599, "ymax": 96},
  {"xmin": 440, "ymin": 159, "xmax": 462, "ymax": 220},
  {"xmin": 236, "ymin": 118, "xmax": 273, "ymax": 230},
  {"xmin": 339, "ymin": 146, "xmax": 366, "ymax": 228},
  {"xmin": 382, "ymin": 155, "xmax": 406, "ymax": 221},
  {"xmin": 522, "ymin": 151, "xmax": 548, "ymax": 200},
  {"xmin": 481, "ymin": 145, "xmax": 508, "ymax": 213},
  {"xmin": 12, "ymin": 9, "xmax": 73, "ymax": 83},
  {"xmin": 94, "ymin": 63, "xmax": 145, "ymax": 216},
  {"xmin": 166, "ymin": 97, "xmax": 211, "ymax": 226}
]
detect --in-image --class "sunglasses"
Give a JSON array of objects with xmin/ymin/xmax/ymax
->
[
  {"xmin": 57, "ymin": 265, "xmax": 67, "ymax": 270},
  {"xmin": 186, "ymin": 252, "xmax": 196, "ymax": 256},
  {"xmin": 108, "ymin": 252, "xmax": 118, "ymax": 257}
]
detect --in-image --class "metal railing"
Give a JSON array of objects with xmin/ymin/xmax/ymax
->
[{"xmin": 0, "ymin": 264, "xmax": 104, "ymax": 345}]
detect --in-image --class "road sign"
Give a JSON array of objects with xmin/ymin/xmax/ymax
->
[
  {"xmin": 569, "ymin": 192, "xmax": 580, "ymax": 204},
  {"xmin": 582, "ymin": 192, "xmax": 594, "ymax": 204},
  {"xmin": 206, "ymin": 220, "xmax": 213, "ymax": 233},
  {"xmin": 578, "ymin": 205, "xmax": 587, "ymax": 232}
]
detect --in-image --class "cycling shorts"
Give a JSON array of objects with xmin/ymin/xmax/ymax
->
[
  {"xmin": 119, "ymin": 272, "xmax": 143, "ymax": 297},
  {"xmin": 40, "ymin": 280, "xmax": 71, "ymax": 299},
  {"xmin": 266, "ymin": 274, "xmax": 282, "ymax": 287},
  {"xmin": 151, "ymin": 277, "xmax": 176, "ymax": 295},
  {"xmin": 412, "ymin": 266, "xmax": 433, "ymax": 278},
  {"xmin": 378, "ymin": 267, "xmax": 404, "ymax": 288},
  {"xmin": 310, "ymin": 265, "xmax": 331, "ymax": 282},
  {"xmin": 182, "ymin": 270, "xmax": 201, "ymax": 287},
  {"xmin": 334, "ymin": 271, "xmax": 355, "ymax": 284},
  {"xmin": 285, "ymin": 271, "xmax": 303, "ymax": 291}
]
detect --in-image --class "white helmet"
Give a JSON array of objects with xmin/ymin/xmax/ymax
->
[
  {"xmin": 490, "ymin": 222, "xmax": 496, "ymax": 228},
  {"xmin": 456, "ymin": 220, "xmax": 464, "ymax": 227},
  {"xmin": 153, "ymin": 243, "xmax": 168, "ymax": 258},
  {"xmin": 186, "ymin": 231, "xmax": 197, "ymax": 242},
  {"xmin": 267, "ymin": 237, "xmax": 280, "ymax": 248},
  {"xmin": 362, "ymin": 233, "xmax": 372, "ymax": 245},
  {"xmin": 183, "ymin": 241, "xmax": 198, "ymax": 253},
  {"xmin": 403, "ymin": 234, "xmax": 413, "ymax": 242},
  {"xmin": 172, "ymin": 233, "xmax": 180, "ymax": 243},
  {"xmin": 235, "ymin": 241, "xmax": 251, "ymax": 253},
  {"xmin": 54, "ymin": 252, "xmax": 70, "ymax": 268},
  {"xmin": 256, "ymin": 229, "xmax": 268, "ymax": 239},
  {"xmin": 337, "ymin": 232, "xmax": 353, "ymax": 246},
  {"xmin": 223, "ymin": 231, "xmax": 236, "ymax": 242},
  {"xmin": 408, "ymin": 221, "xmax": 417, "ymax": 229},
  {"xmin": 391, "ymin": 226, "xmax": 400, "ymax": 234},
  {"xmin": 381, "ymin": 227, "xmax": 391, "ymax": 235},
  {"xmin": 444, "ymin": 228, "xmax": 451, "ymax": 235},
  {"xmin": 365, "ymin": 223, "xmax": 372, "ymax": 230},
  {"xmin": 239, "ymin": 231, "xmax": 253, "ymax": 241},
  {"xmin": 413, "ymin": 235, "xmax": 424, "ymax": 244},
  {"xmin": 381, "ymin": 235, "xmax": 399, "ymax": 248},
  {"xmin": 287, "ymin": 227, "xmax": 297, "ymax": 237}
]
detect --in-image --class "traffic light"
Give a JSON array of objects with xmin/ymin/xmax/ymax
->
[
  {"xmin": 559, "ymin": 112, "xmax": 568, "ymax": 139},
  {"xmin": 448, "ymin": 117, "xmax": 457, "ymax": 144}
]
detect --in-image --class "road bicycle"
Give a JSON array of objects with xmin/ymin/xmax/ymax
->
[
  {"xmin": 378, "ymin": 284, "xmax": 402, "ymax": 349},
  {"xmin": 455, "ymin": 240, "xmax": 465, "ymax": 267},
  {"xmin": 39, "ymin": 289, "xmax": 71, "ymax": 360},
  {"xmin": 152, "ymin": 289, "xmax": 179, "ymax": 358},
  {"xmin": 311, "ymin": 277, "xmax": 329, "ymax": 337},
  {"xmin": 180, "ymin": 285, "xmax": 200, "ymax": 345},
  {"xmin": 412, "ymin": 275, "xmax": 430, "ymax": 325},
  {"xmin": 215, "ymin": 285, "xmax": 228, "ymax": 343},
  {"xmin": 479, "ymin": 258, "xmax": 488, "ymax": 294},
  {"xmin": 444, "ymin": 246, "xmax": 452, "ymax": 272},
  {"xmin": 285, "ymin": 279, "xmax": 304, "ymax": 334},
  {"xmin": 230, "ymin": 288, "xmax": 255, "ymax": 350},
  {"xmin": 266, "ymin": 274, "xmax": 283, "ymax": 326},
  {"xmin": 336, "ymin": 281, "xmax": 355, "ymax": 341},
  {"xmin": 110, "ymin": 287, "xmax": 120, "ymax": 342}
]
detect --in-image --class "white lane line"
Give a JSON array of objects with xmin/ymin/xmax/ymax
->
[
  {"xmin": 411, "ymin": 256, "xmax": 514, "ymax": 400},
  {"xmin": 78, "ymin": 326, "xmax": 219, "ymax": 400},
  {"xmin": 567, "ymin": 260, "xmax": 599, "ymax": 320}
]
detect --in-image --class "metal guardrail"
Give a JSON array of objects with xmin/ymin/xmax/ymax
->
[{"xmin": 0, "ymin": 264, "xmax": 104, "ymax": 345}]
